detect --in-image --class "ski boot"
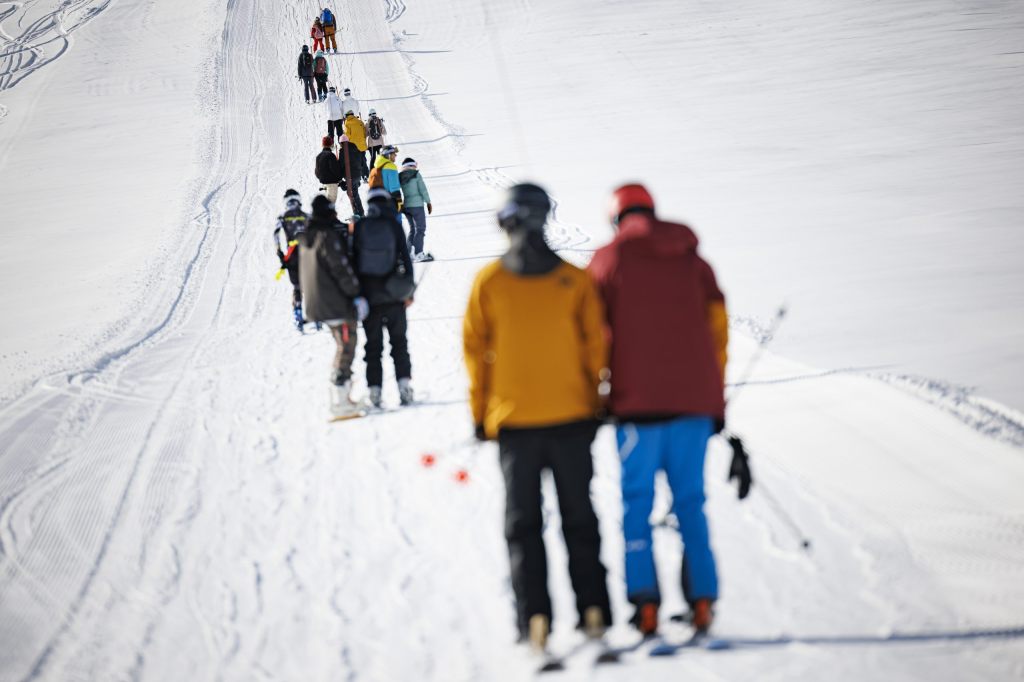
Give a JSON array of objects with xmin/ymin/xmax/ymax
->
[
  {"xmin": 367, "ymin": 386, "xmax": 383, "ymax": 409},
  {"xmin": 293, "ymin": 304, "xmax": 304, "ymax": 332},
  {"xmin": 398, "ymin": 378, "xmax": 414, "ymax": 405},
  {"xmin": 630, "ymin": 601, "xmax": 659, "ymax": 637},
  {"xmin": 582, "ymin": 605, "xmax": 606, "ymax": 640},
  {"xmin": 329, "ymin": 380, "xmax": 362, "ymax": 418},
  {"xmin": 412, "ymin": 251, "xmax": 434, "ymax": 263},
  {"xmin": 691, "ymin": 598, "xmax": 714, "ymax": 634},
  {"xmin": 528, "ymin": 614, "xmax": 550, "ymax": 654}
]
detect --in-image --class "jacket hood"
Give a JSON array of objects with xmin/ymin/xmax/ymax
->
[
  {"xmin": 315, "ymin": 50, "xmax": 324, "ymax": 58},
  {"xmin": 398, "ymin": 169, "xmax": 419, "ymax": 183},
  {"xmin": 374, "ymin": 154, "xmax": 395, "ymax": 170},
  {"xmin": 615, "ymin": 212, "xmax": 699, "ymax": 257}
]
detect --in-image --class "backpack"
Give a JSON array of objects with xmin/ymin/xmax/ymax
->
[
  {"xmin": 368, "ymin": 116, "xmax": 382, "ymax": 139},
  {"xmin": 301, "ymin": 53, "xmax": 313, "ymax": 69},
  {"xmin": 355, "ymin": 218, "xmax": 397, "ymax": 276},
  {"xmin": 367, "ymin": 165, "xmax": 383, "ymax": 188},
  {"xmin": 322, "ymin": 9, "xmax": 335, "ymax": 27},
  {"xmin": 314, "ymin": 56, "xmax": 327, "ymax": 74}
]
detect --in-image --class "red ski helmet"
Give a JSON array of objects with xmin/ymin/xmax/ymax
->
[{"xmin": 608, "ymin": 183, "xmax": 655, "ymax": 225}]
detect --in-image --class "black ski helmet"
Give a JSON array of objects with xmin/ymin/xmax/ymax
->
[
  {"xmin": 311, "ymin": 194, "xmax": 335, "ymax": 217},
  {"xmin": 283, "ymin": 188, "xmax": 301, "ymax": 208},
  {"xmin": 497, "ymin": 183, "xmax": 550, "ymax": 232}
]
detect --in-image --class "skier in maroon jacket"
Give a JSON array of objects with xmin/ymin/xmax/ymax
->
[{"xmin": 587, "ymin": 183, "xmax": 730, "ymax": 636}]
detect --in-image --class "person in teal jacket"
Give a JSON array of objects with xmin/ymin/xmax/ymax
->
[{"xmin": 398, "ymin": 158, "xmax": 434, "ymax": 261}]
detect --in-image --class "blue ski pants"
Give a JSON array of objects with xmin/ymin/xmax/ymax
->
[{"xmin": 616, "ymin": 416, "xmax": 718, "ymax": 605}]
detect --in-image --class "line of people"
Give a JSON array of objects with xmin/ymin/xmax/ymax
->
[{"xmin": 462, "ymin": 182, "xmax": 751, "ymax": 651}]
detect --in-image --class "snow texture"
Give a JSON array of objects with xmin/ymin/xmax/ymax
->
[{"xmin": 0, "ymin": 0, "xmax": 1023, "ymax": 681}]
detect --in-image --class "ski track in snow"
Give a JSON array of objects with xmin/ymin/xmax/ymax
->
[{"xmin": 0, "ymin": 0, "xmax": 1023, "ymax": 680}]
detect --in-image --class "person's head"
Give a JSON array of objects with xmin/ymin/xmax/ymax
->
[
  {"xmin": 343, "ymin": 88, "xmax": 351, "ymax": 96},
  {"xmin": 382, "ymin": 145, "xmax": 398, "ymax": 160},
  {"xmin": 314, "ymin": 17, "xmax": 322, "ymax": 24},
  {"xmin": 283, "ymin": 188, "xmax": 301, "ymax": 210},
  {"xmin": 345, "ymin": 110, "xmax": 354, "ymax": 118},
  {"xmin": 608, "ymin": 183, "xmax": 655, "ymax": 227},
  {"xmin": 401, "ymin": 157, "xmax": 417, "ymax": 170},
  {"xmin": 367, "ymin": 188, "xmax": 394, "ymax": 209},
  {"xmin": 497, "ymin": 183, "xmax": 550, "ymax": 233},
  {"xmin": 328, "ymin": 86, "xmax": 336, "ymax": 93},
  {"xmin": 302, "ymin": 45, "xmax": 309, "ymax": 52},
  {"xmin": 369, "ymin": 108, "xmax": 377, "ymax": 117},
  {"xmin": 311, "ymin": 194, "xmax": 335, "ymax": 218},
  {"xmin": 340, "ymin": 134, "xmax": 349, "ymax": 143},
  {"xmin": 321, "ymin": 135, "xmax": 333, "ymax": 149}
]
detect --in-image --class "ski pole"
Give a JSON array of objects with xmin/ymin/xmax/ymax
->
[
  {"xmin": 756, "ymin": 478, "xmax": 813, "ymax": 551},
  {"xmin": 726, "ymin": 303, "xmax": 788, "ymax": 407}
]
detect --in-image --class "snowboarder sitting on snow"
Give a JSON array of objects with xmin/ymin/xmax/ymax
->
[
  {"xmin": 366, "ymin": 108, "xmax": 387, "ymax": 165},
  {"xmin": 462, "ymin": 183, "xmax": 612, "ymax": 652},
  {"xmin": 315, "ymin": 136, "xmax": 343, "ymax": 204},
  {"xmin": 398, "ymin": 158, "xmax": 434, "ymax": 262},
  {"xmin": 311, "ymin": 18, "xmax": 325, "ymax": 52},
  {"xmin": 297, "ymin": 45, "xmax": 316, "ymax": 104},
  {"xmin": 352, "ymin": 188, "xmax": 416, "ymax": 409},
  {"xmin": 337, "ymin": 134, "xmax": 365, "ymax": 218},
  {"xmin": 342, "ymin": 109, "xmax": 369, "ymax": 180},
  {"xmin": 325, "ymin": 87, "xmax": 344, "ymax": 139},
  {"xmin": 312, "ymin": 49, "xmax": 330, "ymax": 101},
  {"xmin": 587, "ymin": 183, "xmax": 730, "ymax": 636},
  {"xmin": 298, "ymin": 195, "xmax": 367, "ymax": 418},
  {"xmin": 321, "ymin": 7, "xmax": 338, "ymax": 52},
  {"xmin": 273, "ymin": 189, "xmax": 308, "ymax": 331}
]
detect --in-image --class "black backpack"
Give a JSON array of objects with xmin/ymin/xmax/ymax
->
[
  {"xmin": 355, "ymin": 218, "xmax": 397, "ymax": 276},
  {"xmin": 368, "ymin": 116, "xmax": 382, "ymax": 139},
  {"xmin": 301, "ymin": 52, "xmax": 313, "ymax": 69}
]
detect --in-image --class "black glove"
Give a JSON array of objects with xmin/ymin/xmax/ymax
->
[
  {"xmin": 474, "ymin": 423, "xmax": 487, "ymax": 442},
  {"xmin": 276, "ymin": 248, "xmax": 286, "ymax": 266},
  {"xmin": 713, "ymin": 417, "xmax": 725, "ymax": 435},
  {"xmin": 727, "ymin": 435, "xmax": 752, "ymax": 500},
  {"xmin": 340, "ymin": 179, "xmax": 348, "ymax": 191}
]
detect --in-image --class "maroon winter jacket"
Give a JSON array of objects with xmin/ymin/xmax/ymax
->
[{"xmin": 588, "ymin": 213, "xmax": 727, "ymax": 421}]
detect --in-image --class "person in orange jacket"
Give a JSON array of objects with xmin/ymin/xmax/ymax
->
[
  {"xmin": 463, "ymin": 183, "xmax": 612, "ymax": 652},
  {"xmin": 587, "ymin": 183, "xmax": 729, "ymax": 636}
]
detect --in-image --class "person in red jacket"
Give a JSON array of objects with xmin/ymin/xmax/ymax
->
[{"xmin": 587, "ymin": 183, "xmax": 729, "ymax": 636}]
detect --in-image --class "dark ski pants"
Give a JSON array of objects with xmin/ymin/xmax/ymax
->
[
  {"xmin": 343, "ymin": 181, "xmax": 364, "ymax": 217},
  {"xmin": 368, "ymin": 144, "xmax": 381, "ymax": 166},
  {"xmin": 329, "ymin": 320, "xmax": 358, "ymax": 384},
  {"xmin": 403, "ymin": 205, "xmax": 427, "ymax": 255},
  {"xmin": 363, "ymin": 301, "xmax": 411, "ymax": 388},
  {"xmin": 315, "ymin": 74, "xmax": 328, "ymax": 99},
  {"xmin": 286, "ymin": 260, "xmax": 301, "ymax": 307},
  {"xmin": 498, "ymin": 422, "xmax": 611, "ymax": 637},
  {"xmin": 328, "ymin": 119, "xmax": 345, "ymax": 140},
  {"xmin": 301, "ymin": 76, "xmax": 316, "ymax": 103},
  {"xmin": 616, "ymin": 416, "xmax": 717, "ymax": 605}
]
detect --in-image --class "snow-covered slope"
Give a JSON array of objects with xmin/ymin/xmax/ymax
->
[{"xmin": 1, "ymin": 1, "xmax": 1022, "ymax": 681}]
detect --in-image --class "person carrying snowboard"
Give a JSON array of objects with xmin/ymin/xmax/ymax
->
[
  {"xmin": 321, "ymin": 7, "xmax": 338, "ymax": 53},
  {"xmin": 312, "ymin": 49, "xmax": 330, "ymax": 101},
  {"xmin": 311, "ymin": 18, "xmax": 326, "ymax": 52},
  {"xmin": 338, "ymin": 134, "xmax": 365, "ymax": 218},
  {"xmin": 298, "ymin": 195, "xmax": 367, "ymax": 418},
  {"xmin": 462, "ymin": 183, "xmax": 612, "ymax": 652},
  {"xmin": 325, "ymin": 86, "xmax": 344, "ymax": 139},
  {"xmin": 366, "ymin": 108, "xmax": 387, "ymax": 165},
  {"xmin": 297, "ymin": 45, "xmax": 316, "ymax": 104},
  {"xmin": 273, "ymin": 189, "xmax": 308, "ymax": 331},
  {"xmin": 352, "ymin": 188, "xmax": 416, "ymax": 409},
  {"xmin": 342, "ymin": 109, "xmax": 369, "ymax": 179},
  {"xmin": 398, "ymin": 157, "xmax": 433, "ymax": 261},
  {"xmin": 314, "ymin": 136, "xmax": 343, "ymax": 203},
  {"xmin": 587, "ymin": 183, "xmax": 729, "ymax": 636}
]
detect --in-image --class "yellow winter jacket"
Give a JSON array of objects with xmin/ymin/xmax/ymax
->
[
  {"xmin": 463, "ymin": 260, "xmax": 609, "ymax": 438},
  {"xmin": 344, "ymin": 115, "xmax": 368, "ymax": 151}
]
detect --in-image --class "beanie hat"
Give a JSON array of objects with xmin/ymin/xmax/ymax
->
[
  {"xmin": 322, "ymin": 135, "xmax": 333, "ymax": 148},
  {"xmin": 311, "ymin": 194, "xmax": 335, "ymax": 217},
  {"xmin": 367, "ymin": 188, "xmax": 392, "ymax": 203},
  {"xmin": 283, "ymin": 188, "xmax": 301, "ymax": 208},
  {"xmin": 340, "ymin": 134, "xmax": 349, "ymax": 142},
  {"xmin": 329, "ymin": 86, "xmax": 336, "ymax": 92},
  {"xmin": 302, "ymin": 45, "xmax": 309, "ymax": 52},
  {"xmin": 369, "ymin": 108, "xmax": 377, "ymax": 115},
  {"xmin": 401, "ymin": 158, "xmax": 416, "ymax": 168}
]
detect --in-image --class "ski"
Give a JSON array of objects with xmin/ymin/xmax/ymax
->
[
  {"xmin": 649, "ymin": 629, "xmax": 729, "ymax": 656},
  {"xmin": 327, "ymin": 410, "xmax": 367, "ymax": 423}
]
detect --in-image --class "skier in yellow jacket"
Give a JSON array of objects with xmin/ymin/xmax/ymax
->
[{"xmin": 463, "ymin": 183, "xmax": 612, "ymax": 652}]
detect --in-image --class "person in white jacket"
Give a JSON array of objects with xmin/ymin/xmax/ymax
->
[
  {"xmin": 325, "ymin": 87, "xmax": 345, "ymax": 139},
  {"xmin": 341, "ymin": 87, "xmax": 360, "ymax": 119}
]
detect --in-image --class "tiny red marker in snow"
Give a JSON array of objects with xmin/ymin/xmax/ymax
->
[
  {"xmin": 454, "ymin": 469, "xmax": 470, "ymax": 484},
  {"xmin": 421, "ymin": 453, "xmax": 436, "ymax": 467}
]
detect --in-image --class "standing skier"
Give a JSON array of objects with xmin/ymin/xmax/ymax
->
[
  {"xmin": 366, "ymin": 108, "xmax": 387, "ymax": 165},
  {"xmin": 273, "ymin": 189, "xmax": 308, "ymax": 331},
  {"xmin": 311, "ymin": 18, "xmax": 326, "ymax": 53},
  {"xmin": 338, "ymin": 134, "xmax": 366, "ymax": 218},
  {"xmin": 587, "ymin": 183, "xmax": 729, "ymax": 636},
  {"xmin": 370, "ymin": 145, "xmax": 401, "ymax": 205},
  {"xmin": 340, "ymin": 87, "xmax": 360, "ymax": 119},
  {"xmin": 352, "ymin": 188, "xmax": 415, "ymax": 408},
  {"xmin": 462, "ymin": 183, "xmax": 612, "ymax": 651},
  {"xmin": 298, "ymin": 195, "xmax": 366, "ymax": 418},
  {"xmin": 312, "ymin": 49, "xmax": 330, "ymax": 101},
  {"xmin": 325, "ymin": 86, "xmax": 344, "ymax": 139},
  {"xmin": 342, "ymin": 110, "xmax": 369, "ymax": 179},
  {"xmin": 321, "ymin": 7, "xmax": 338, "ymax": 53},
  {"xmin": 297, "ymin": 45, "xmax": 316, "ymax": 104},
  {"xmin": 398, "ymin": 158, "xmax": 434, "ymax": 261},
  {"xmin": 314, "ymin": 136, "xmax": 343, "ymax": 204}
]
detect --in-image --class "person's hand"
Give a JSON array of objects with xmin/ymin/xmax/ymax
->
[
  {"xmin": 353, "ymin": 296, "xmax": 369, "ymax": 321},
  {"xmin": 276, "ymin": 248, "xmax": 286, "ymax": 266},
  {"xmin": 404, "ymin": 296, "xmax": 414, "ymax": 308},
  {"xmin": 474, "ymin": 423, "xmax": 487, "ymax": 441},
  {"xmin": 427, "ymin": 203, "xmax": 433, "ymax": 215},
  {"xmin": 340, "ymin": 179, "xmax": 347, "ymax": 191},
  {"xmin": 727, "ymin": 435, "xmax": 753, "ymax": 500},
  {"xmin": 397, "ymin": 200, "xmax": 403, "ymax": 212}
]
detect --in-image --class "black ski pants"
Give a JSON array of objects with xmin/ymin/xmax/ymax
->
[
  {"xmin": 286, "ymin": 260, "xmax": 301, "ymax": 307},
  {"xmin": 315, "ymin": 73, "xmax": 328, "ymax": 99},
  {"xmin": 328, "ymin": 119, "xmax": 345, "ymax": 140},
  {"xmin": 301, "ymin": 76, "xmax": 316, "ymax": 103},
  {"xmin": 363, "ymin": 301, "xmax": 411, "ymax": 387},
  {"xmin": 498, "ymin": 421, "xmax": 611, "ymax": 637}
]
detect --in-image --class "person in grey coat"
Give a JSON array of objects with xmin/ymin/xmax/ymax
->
[
  {"xmin": 298, "ymin": 195, "xmax": 368, "ymax": 417},
  {"xmin": 398, "ymin": 157, "xmax": 434, "ymax": 261}
]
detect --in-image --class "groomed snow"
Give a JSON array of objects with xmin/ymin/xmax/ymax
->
[{"xmin": 1, "ymin": 1, "xmax": 1023, "ymax": 681}]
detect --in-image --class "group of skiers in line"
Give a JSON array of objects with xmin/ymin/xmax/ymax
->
[
  {"xmin": 461, "ymin": 182, "xmax": 751, "ymax": 652},
  {"xmin": 297, "ymin": 8, "xmax": 340, "ymax": 103}
]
